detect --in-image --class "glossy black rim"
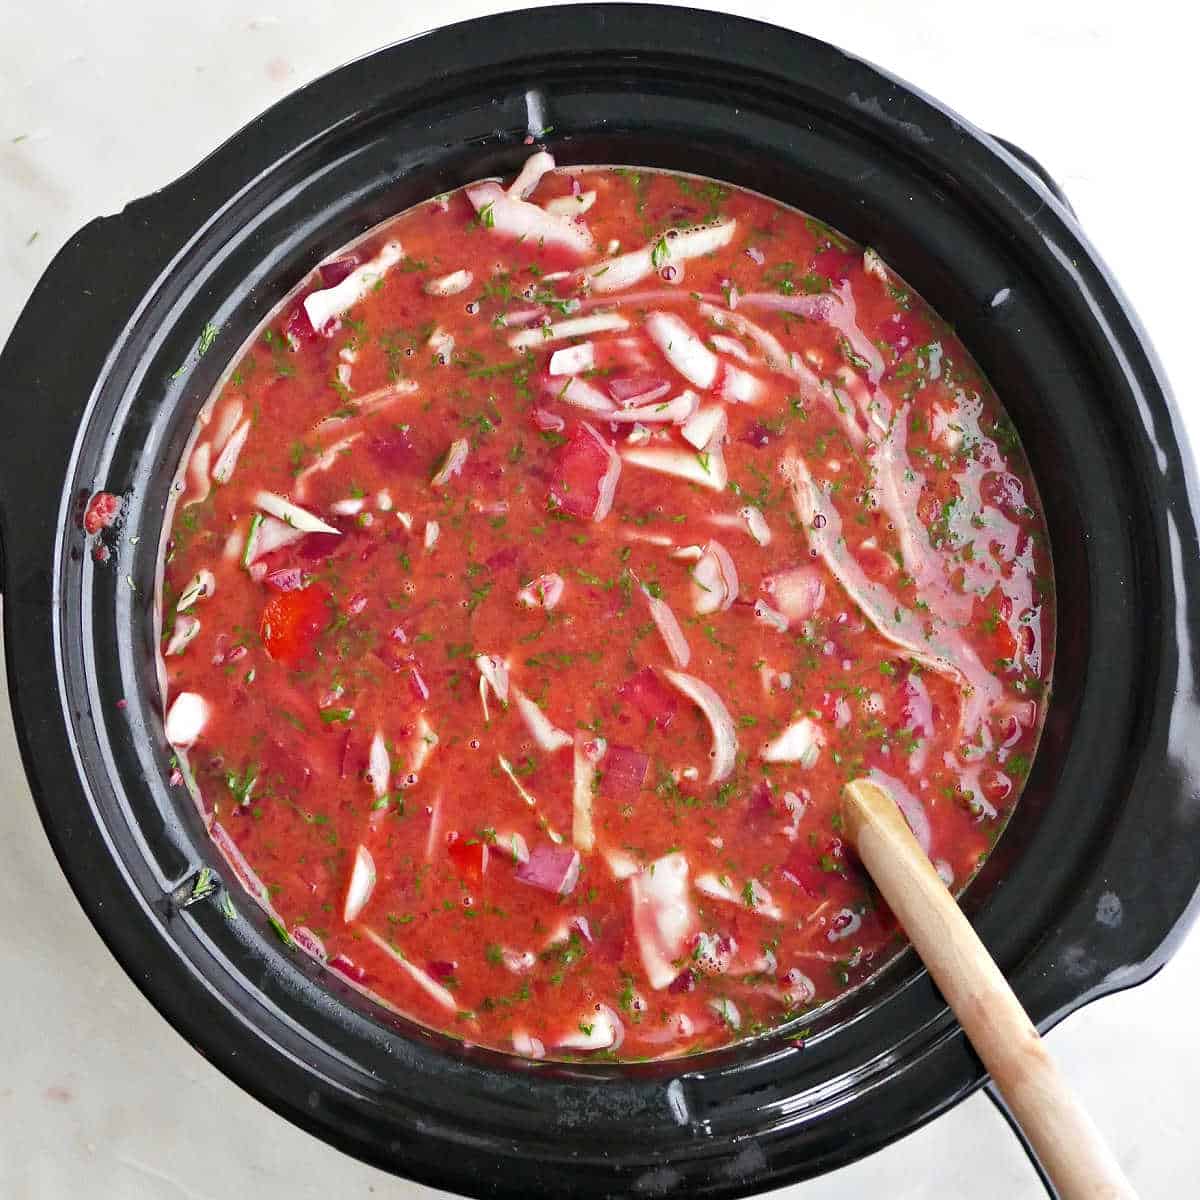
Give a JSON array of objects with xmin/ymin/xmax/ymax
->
[{"xmin": 1, "ymin": 7, "xmax": 1198, "ymax": 1197}]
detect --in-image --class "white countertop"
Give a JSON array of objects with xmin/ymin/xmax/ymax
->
[{"xmin": 1, "ymin": 2, "xmax": 1196, "ymax": 1196}]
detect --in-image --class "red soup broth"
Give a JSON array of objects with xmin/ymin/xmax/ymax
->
[{"xmin": 159, "ymin": 155, "xmax": 1053, "ymax": 1061}]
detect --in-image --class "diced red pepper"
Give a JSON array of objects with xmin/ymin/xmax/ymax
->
[
  {"xmin": 260, "ymin": 584, "xmax": 331, "ymax": 663},
  {"xmin": 447, "ymin": 834, "xmax": 489, "ymax": 882}
]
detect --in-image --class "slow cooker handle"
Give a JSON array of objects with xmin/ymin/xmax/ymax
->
[
  {"xmin": 0, "ymin": 208, "xmax": 153, "ymax": 602},
  {"xmin": 989, "ymin": 135, "xmax": 1076, "ymax": 216}
]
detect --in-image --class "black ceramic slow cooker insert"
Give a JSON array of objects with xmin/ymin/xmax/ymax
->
[{"xmin": 2, "ymin": 7, "xmax": 1199, "ymax": 1197}]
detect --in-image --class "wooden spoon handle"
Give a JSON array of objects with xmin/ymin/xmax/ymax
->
[{"xmin": 843, "ymin": 778, "xmax": 1136, "ymax": 1200}]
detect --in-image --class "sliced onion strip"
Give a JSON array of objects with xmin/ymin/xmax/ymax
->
[
  {"xmin": 254, "ymin": 491, "xmax": 341, "ymax": 536},
  {"xmin": 661, "ymin": 670, "xmax": 738, "ymax": 783}
]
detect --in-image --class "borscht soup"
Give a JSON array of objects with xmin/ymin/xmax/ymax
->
[{"xmin": 157, "ymin": 152, "xmax": 1053, "ymax": 1061}]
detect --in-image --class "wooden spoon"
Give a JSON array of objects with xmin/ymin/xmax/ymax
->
[{"xmin": 842, "ymin": 777, "xmax": 1137, "ymax": 1200}]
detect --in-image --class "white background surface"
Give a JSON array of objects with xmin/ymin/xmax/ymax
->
[{"xmin": 1, "ymin": 2, "xmax": 1196, "ymax": 1196}]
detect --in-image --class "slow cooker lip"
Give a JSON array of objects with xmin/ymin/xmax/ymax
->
[{"xmin": 2, "ymin": 5, "xmax": 1199, "ymax": 1196}]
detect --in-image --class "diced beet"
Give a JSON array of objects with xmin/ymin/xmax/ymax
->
[
  {"xmin": 427, "ymin": 959, "xmax": 458, "ymax": 980},
  {"xmin": 261, "ymin": 739, "xmax": 313, "ymax": 794},
  {"xmin": 329, "ymin": 953, "xmax": 368, "ymax": 984},
  {"xmin": 879, "ymin": 311, "xmax": 924, "ymax": 354},
  {"xmin": 550, "ymin": 424, "xmax": 619, "ymax": 521},
  {"xmin": 667, "ymin": 968, "xmax": 695, "ymax": 994},
  {"xmin": 745, "ymin": 779, "xmax": 774, "ymax": 824},
  {"xmin": 600, "ymin": 745, "xmax": 649, "ymax": 800},
  {"xmin": 811, "ymin": 248, "xmax": 858, "ymax": 283},
  {"xmin": 485, "ymin": 545, "xmax": 520, "ymax": 571},
  {"xmin": 265, "ymin": 566, "xmax": 306, "ymax": 592},
  {"xmin": 617, "ymin": 667, "xmax": 678, "ymax": 730},
  {"xmin": 606, "ymin": 372, "xmax": 671, "ymax": 407},
  {"xmin": 83, "ymin": 490, "xmax": 121, "ymax": 535},
  {"xmin": 296, "ymin": 531, "xmax": 345, "ymax": 562},
  {"xmin": 593, "ymin": 914, "xmax": 630, "ymax": 964},
  {"xmin": 318, "ymin": 254, "xmax": 361, "ymax": 288},
  {"xmin": 662, "ymin": 203, "xmax": 701, "ymax": 225},
  {"xmin": 781, "ymin": 838, "xmax": 845, "ymax": 898},
  {"xmin": 462, "ymin": 453, "xmax": 504, "ymax": 486},
  {"xmin": 284, "ymin": 302, "xmax": 319, "ymax": 345},
  {"xmin": 515, "ymin": 844, "xmax": 581, "ymax": 895},
  {"xmin": 743, "ymin": 422, "xmax": 772, "ymax": 449},
  {"xmin": 367, "ymin": 428, "xmax": 419, "ymax": 472}
]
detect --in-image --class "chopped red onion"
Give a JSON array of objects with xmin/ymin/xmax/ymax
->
[
  {"xmin": 516, "ymin": 844, "xmax": 582, "ymax": 895},
  {"xmin": 600, "ymin": 744, "xmax": 649, "ymax": 800},
  {"xmin": 761, "ymin": 565, "xmax": 825, "ymax": 625},
  {"xmin": 291, "ymin": 926, "xmax": 327, "ymax": 961}
]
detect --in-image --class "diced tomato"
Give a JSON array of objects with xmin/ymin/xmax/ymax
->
[
  {"xmin": 972, "ymin": 590, "xmax": 1018, "ymax": 664},
  {"xmin": 617, "ymin": 668, "xmax": 678, "ymax": 730},
  {"xmin": 979, "ymin": 471, "xmax": 1029, "ymax": 517},
  {"xmin": 260, "ymin": 584, "xmax": 331, "ymax": 663},
  {"xmin": 83, "ymin": 490, "xmax": 121, "ymax": 534},
  {"xmin": 979, "ymin": 768, "xmax": 1013, "ymax": 807},
  {"xmin": 854, "ymin": 540, "xmax": 899, "ymax": 583},
  {"xmin": 447, "ymin": 834, "xmax": 489, "ymax": 882}
]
